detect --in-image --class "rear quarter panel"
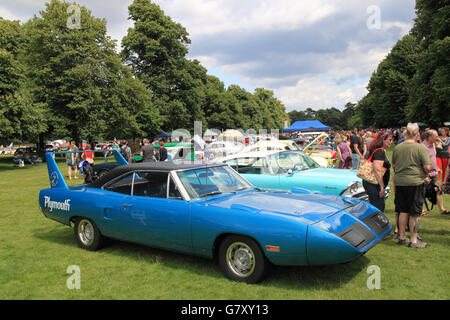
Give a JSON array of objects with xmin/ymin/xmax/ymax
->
[
  {"xmin": 39, "ymin": 187, "xmax": 120, "ymax": 231},
  {"xmin": 39, "ymin": 188, "xmax": 76, "ymax": 226}
]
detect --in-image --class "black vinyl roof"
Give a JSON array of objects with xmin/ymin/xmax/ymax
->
[{"xmin": 87, "ymin": 161, "xmax": 224, "ymax": 188}]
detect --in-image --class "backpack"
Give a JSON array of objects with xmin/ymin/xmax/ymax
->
[
  {"xmin": 424, "ymin": 181, "xmax": 438, "ymax": 211},
  {"xmin": 83, "ymin": 165, "xmax": 97, "ymax": 183},
  {"xmin": 78, "ymin": 160, "xmax": 97, "ymax": 183}
]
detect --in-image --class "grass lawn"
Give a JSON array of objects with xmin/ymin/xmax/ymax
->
[{"xmin": 0, "ymin": 151, "xmax": 449, "ymax": 300}]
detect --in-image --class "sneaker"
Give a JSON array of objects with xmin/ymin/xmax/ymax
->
[
  {"xmin": 409, "ymin": 241, "xmax": 428, "ymax": 248},
  {"xmin": 398, "ymin": 238, "xmax": 410, "ymax": 246},
  {"xmin": 392, "ymin": 232, "xmax": 400, "ymax": 240}
]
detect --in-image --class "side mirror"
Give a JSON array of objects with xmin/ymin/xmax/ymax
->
[{"xmin": 287, "ymin": 169, "xmax": 294, "ymax": 175}]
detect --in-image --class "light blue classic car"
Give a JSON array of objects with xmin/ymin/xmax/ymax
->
[
  {"xmin": 39, "ymin": 151, "xmax": 391, "ymax": 283},
  {"xmin": 221, "ymin": 151, "xmax": 375, "ymax": 201}
]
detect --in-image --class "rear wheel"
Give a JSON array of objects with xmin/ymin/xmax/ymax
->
[
  {"xmin": 74, "ymin": 218, "xmax": 104, "ymax": 251},
  {"xmin": 218, "ymin": 235, "xmax": 269, "ymax": 283}
]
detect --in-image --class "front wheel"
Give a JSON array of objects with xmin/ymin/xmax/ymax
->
[
  {"xmin": 218, "ymin": 235, "xmax": 269, "ymax": 284},
  {"xmin": 74, "ymin": 218, "xmax": 104, "ymax": 251}
]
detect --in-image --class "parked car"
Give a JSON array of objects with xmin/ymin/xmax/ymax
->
[
  {"xmin": 12, "ymin": 147, "xmax": 43, "ymax": 164},
  {"xmin": 220, "ymin": 150, "xmax": 381, "ymax": 201},
  {"xmin": 39, "ymin": 151, "xmax": 391, "ymax": 283},
  {"xmin": 49, "ymin": 140, "xmax": 70, "ymax": 151},
  {"xmin": 93, "ymin": 143, "xmax": 194, "ymax": 176},
  {"xmin": 45, "ymin": 144, "xmax": 59, "ymax": 152},
  {"xmin": 208, "ymin": 141, "xmax": 244, "ymax": 159},
  {"xmin": 302, "ymin": 133, "xmax": 337, "ymax": 167},
  {"xmin": 238, "ymin": 140, "xmax": 329, "ymax": 167},
  {"xmin": 240, "ymin": 140, "xmax": 300, "ymax": 153}
]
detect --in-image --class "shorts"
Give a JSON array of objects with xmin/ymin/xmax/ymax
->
[{"xmin": 394, "ymin": 184, "xmax": 426, "ymax": 217}]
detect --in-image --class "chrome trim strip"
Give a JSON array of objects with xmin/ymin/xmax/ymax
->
[
  {"xmin": 171, "ymin": 171, "xmax": 191, "ymax": 201},
  {"xmin": 131, "ymin": 172, "xmax": 136, "ymax": 196},
  {"xmin": 166, "ymin": 173, "xmax": 170, "ymax": 199}
]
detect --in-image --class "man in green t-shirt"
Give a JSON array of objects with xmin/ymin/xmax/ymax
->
[{"xmin": 392, "ymin": 123, "xmax": 432, "ymax": 248}]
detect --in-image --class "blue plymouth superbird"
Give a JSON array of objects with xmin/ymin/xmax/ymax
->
[{"xmin": 39, "ymin": 151, "xmax": 391, "ymax": 283}]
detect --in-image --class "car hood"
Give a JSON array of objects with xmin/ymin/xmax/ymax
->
[{"xmin": 203, "ymin": 190, "xmax": 371, "ymax": 224}]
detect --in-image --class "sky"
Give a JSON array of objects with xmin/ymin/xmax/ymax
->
[{"xmin": 0, "ymin": 0, "xmax": 417, "ymax": 112}]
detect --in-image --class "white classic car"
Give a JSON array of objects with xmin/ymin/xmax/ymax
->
[
  {"xmin": 238, "ymin": 140, "xmax": 329, "ymax": 167},
  {"xmin": 208, "ymin": 141, "xmax": 245, "ymax": 160}
]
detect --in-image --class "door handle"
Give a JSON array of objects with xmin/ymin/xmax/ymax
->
[{"xmin": 122, "ymin": 204, "xmax": 133, "ymax": 208}]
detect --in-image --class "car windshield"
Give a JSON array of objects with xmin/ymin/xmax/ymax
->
[
  {"xmin": 176, "ymin": 165, "xmax": 254, "ymax": 200},
  {"xmin": 268, "ymin": 151, "xmax": 320, "ymax": 174}
]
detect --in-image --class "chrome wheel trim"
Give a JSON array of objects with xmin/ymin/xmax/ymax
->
[
  {"xmin": 78, "ymin": 219, "xmax": 95, "ymax": 246},
  {"xmin": 226, "ymin": 242, "xmax": 256, "ymax": 278}
]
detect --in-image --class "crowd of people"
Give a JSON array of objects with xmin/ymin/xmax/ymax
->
[
  {"xmin": 65, "ymin": 140, "xmax": 94, "ymax": 180},
  {"xmin": 332, "ymin": 124, "xmax": 450, "ymax": 249},
  {"xmin": 140, "ymin": 138, "xmax": 168, "ymax": 163},
  {"xmin": 64, "ymin": 136, "xmax": 201, "ymax": 181}
]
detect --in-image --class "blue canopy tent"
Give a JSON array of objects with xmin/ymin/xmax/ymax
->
[{"xmin": 283, "ymin": 120, "xmax": 330, "ymax": 132}]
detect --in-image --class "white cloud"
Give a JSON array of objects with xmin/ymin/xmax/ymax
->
[
  {"xmin": 155, "ymin": 0, "xmax": 336, "ymax": 36},
  {"xmin": 0, "ymin": 0, "xmax": 416, "ymax": 110},
  {"xmin": 0, "ymin": 5, "xmax": 25, "ymax": 21},
  {"xmin": 276, "ymin": 77, "xmax": 368, "ymax": 111}
]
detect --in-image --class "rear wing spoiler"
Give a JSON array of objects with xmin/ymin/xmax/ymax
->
[{"xmin": 45, "ymin": 150, "xmax": 128, "ymax": 189}]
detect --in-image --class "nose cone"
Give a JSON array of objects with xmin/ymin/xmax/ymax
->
[{"xmin": 306, "ymin": 224, "xmax": 362, "ymax": 265}]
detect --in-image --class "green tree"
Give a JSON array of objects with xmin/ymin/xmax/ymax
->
[
  {"xmin": 315, "ymin": 107, "xmax": 344, "ymax": 130},
  {"xmin": 305, "ymin": 108, "xmax": 317, "ymax": 120},
  {"xmin": 201, "ymin": 75, "xmax": 242, "ymax": 131},
  {"xmin": 121, "ymin": 0, "xmax": 205, "ymax": 130},
  {"xmin": 407, "ymin": 0, "xmax": 450, "ymax": 125},
  {"xmin": 254, "ymin": 88, "xmax": 288, "ymax": 130},
  {"xmin": 228, "ymin": 85, "xmax": 265, "ymax": 130},
  {"xmin": 288, "ymin": 110, "xmax": 310, "ymax": 123},
  {"xmin": 358, "ymin": 0, "xmax": 449, "ymax": 128},
  {"xmin": 0, "ymin": 17, "xmax": 23, "ymax": 138},
  {"xmin": 23, "ymin": 0, "xmax": 159, "ymax": 143},
  {"xmin": 357, "ymin": 35, "xmax": 422, "ymax": 128},
  {"xmin": 0, "ymin": 17, "xmax": 47, "ymax": 143}
]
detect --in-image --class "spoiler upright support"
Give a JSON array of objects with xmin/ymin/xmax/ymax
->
[{"xmin": 45, "ymin": 150, "xmax": 128, "ymax": 189}]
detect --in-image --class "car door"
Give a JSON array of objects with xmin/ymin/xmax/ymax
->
[
  {"xmin": 128, "ymin": 171, "xmax": 192, "ymax": 251},
  {"xmin": 99, "ymin": 172, "xmax": 140, "ymax": 241}
]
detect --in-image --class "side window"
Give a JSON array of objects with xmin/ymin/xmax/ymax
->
[
  {"xmin": 168, "ymin": 176, "xmax": 182, "ymax": 199},
  {"xmin": 104, "ymin": 174, "xmax": 134, "ymax": 195},
  {"xmin": 133, "ymin": 171, "xmax": 168, "ymax": 198},
  {"xmin": 225, "ymin": 158, "xmax": 268, "ymax": 174}
]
